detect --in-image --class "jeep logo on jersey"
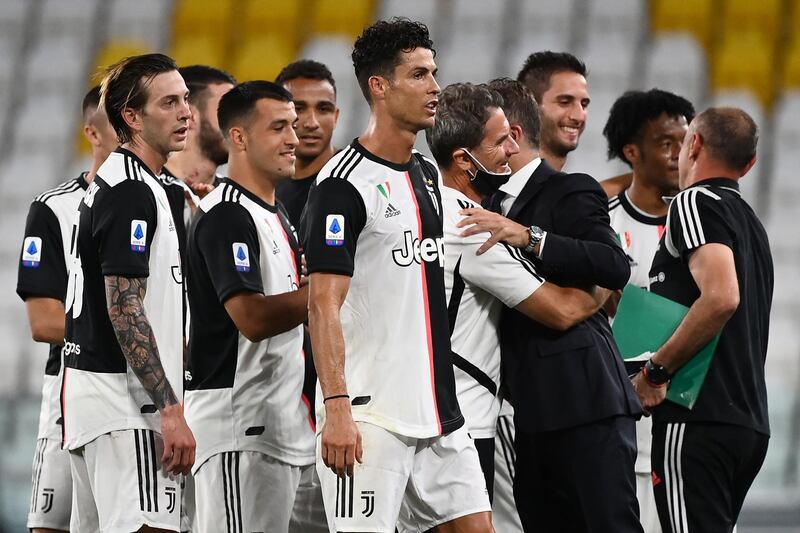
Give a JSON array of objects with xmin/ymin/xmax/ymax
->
[
  {"xmin": 21, "ymin": 236, "xmax": 42, "ymax": 267},
  {"xmin": 325, "ymin": 214, "xmax": 345, "ymax": 246},
  {"xmin": 392, "ymin": 230, "xmax": 444, "ymax": 267},
  {"xmin": 232, "ymin": 243, "xmax": 250, "ymax": 272},
  {"xmin": 130, "ymin": 220, "xmax": 147, "ymax": 252}
]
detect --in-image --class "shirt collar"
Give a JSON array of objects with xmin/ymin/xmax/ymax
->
[
  {"xmin": 500, "ymin": 157, "xmax": 541, "ymax": 199},
  {"xmin": 690, "ymin": 177, "xmax": 741, "ymax": 195}
]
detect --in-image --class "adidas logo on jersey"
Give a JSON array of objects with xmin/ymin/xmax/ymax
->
[
  {"xmin": 384, "ymin": 203, "xmax": 401, "ymax": 218},
  {"xmin": 392, "ymin": 230, "xmax": 444, "ymax": 267}
]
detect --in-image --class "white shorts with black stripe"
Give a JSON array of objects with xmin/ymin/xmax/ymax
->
[
  {"xmin": 193, "ymin": 451, "xmax": 306, "ymax": 533},
  {"xmin": 27, "ymin": 438, "xmax": 71, "ymax": 531},
  {"xmin": 493, "ymin": 412, "xmax": 523, "ymax": 533},
  {"xmin": 69, "ymin": 429, "xmax": 181, "ymax": 532},
  {"xmin": 323, "ymin": 422, "xmax": 490, "ymax": 533}
]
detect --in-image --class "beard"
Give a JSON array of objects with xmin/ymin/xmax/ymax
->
[{"xmin": 198, "ymin": 117, "xmax": 228, "ymax": 166}]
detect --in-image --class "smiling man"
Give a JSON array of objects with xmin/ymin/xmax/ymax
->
[
  {"xmin": 517, "ymin": 51, "xmax": 590, "ymax": 172},
  {"xmin": 275, "ymin": 60, "xmax": 340, "ymax": 229},
  {"xmin": 184, "ymin": 81, "xmax": 316, "ymax": 533},
  {"xmin": 63, "ymin": 53, "xmax": 194, "ymax": 533},
  {"xmin": 303, "ymin": 18, "xmax": 494, "ymax": 533}
]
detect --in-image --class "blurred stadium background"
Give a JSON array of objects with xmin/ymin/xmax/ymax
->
[{"xmin": 0, "ymin": 0, "xmax": 798, "ymax": 530}]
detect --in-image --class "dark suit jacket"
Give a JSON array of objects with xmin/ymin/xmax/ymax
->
[{"xmin": 501, "ymin": 160, "xmax": 642, "ymax": 433}]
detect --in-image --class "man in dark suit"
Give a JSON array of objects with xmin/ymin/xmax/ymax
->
[{"xmin": 459, "ymin": 75, "xmax": 643, "ymax": 532}]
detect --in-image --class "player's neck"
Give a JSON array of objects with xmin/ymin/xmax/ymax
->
[
  {"xmin": 84, "ymin": 150, "xmax": 106, "ymax": 184},
  {"xmin": 166, "ymin": 142, "xmax": 218, "ymax": 185},
  {"xmin": 442, "ymin": 169, "xmax": 482, "ymax": 204},
  {"xmin": 359, "ymin": 114, "xmax": 416, "ymax": 166},
  {"xmin": 294, "ymin": 144, "xmax": 335, "ymax": 180},
  {"xmin": 122, "ymin": 140, "xmax": 166, "ymax": 176},
  {"xmin": 508, "ymin": 145, "xmax": 540, "ymax": 175},
  {"xmin": 540, "ymin": 145, "xmax": 566, "ymax": 171},
  {"xmin": 627, "ymin": 177, "xmax": 670, "ymax": 217},
  {"xmin": 227, "ymin": 158, "xmax": 277, "ymax": 206}
]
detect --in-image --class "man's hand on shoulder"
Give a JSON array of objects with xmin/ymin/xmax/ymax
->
[{"xmin": 457, "ymin": 207, "xmax": 529, "ymax": 255}]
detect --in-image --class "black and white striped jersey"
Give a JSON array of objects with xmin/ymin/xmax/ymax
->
[
  {"xmin": 63, "ymin": 148, "xmax": 184, "ymax": 449},
  {"xmin": 303, "ymin": 139, "xmax": 464, "ymax": 438},
  {"xmin": 17, "ymin": 173, "xmax": 88, "ymax": 440},
  {"xmin": 649, "ymin": 177, "xmax": 773, "ymax": 434},
  {"xmin": 184, "ymin": 179, "xmax": 315, "ymax": 472},
  {"xmin": 442, "ymin": 187, "xmax": 543, "ymax": 438},
  {"xmin": 608, "ymin": 190, "xmax": 666, "ymax": 289}
]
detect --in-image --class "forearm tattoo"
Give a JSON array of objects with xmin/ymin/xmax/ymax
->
[{"xmin": 105, "ymin": 276, "xmax": 178, "ymax": 410}]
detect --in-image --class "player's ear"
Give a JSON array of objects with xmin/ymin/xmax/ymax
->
[
  {"xmin": 453, "ymin": 149, "xmax": 472, "ymax": 173},
  {"xmin": 228, "ymin": 126, "xmax": 246, "ymax": 152},
  {"xmin": 368, "ymin": 75, "xmax": 387, "ymax": 102},
  {"xmin": 508, "ymin": 123, "xmax": 524, "ymax": 145},
  {"xmin": 622, "ymin": 143, "xmax": 639, "ymax": 166},
  {"xmin": 121, "ymin": 106, "xmax": 141, "ymax": 134},
  {"xmin": 187, "ymin": 104, "xmax": 200, "ymax": 131},
  {"xmin": 688, "ymin": 132, "xmax": 703, "ymax": 161},
  {"xmin": 83, "ymin": 124, "xmax": 100, "ymax": 148}
]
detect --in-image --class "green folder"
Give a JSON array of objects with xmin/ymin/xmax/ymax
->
[{"xmin": 612, "ymin": 284, "xmax": 720, "ymax": 410}]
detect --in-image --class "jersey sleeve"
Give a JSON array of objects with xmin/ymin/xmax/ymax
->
[
  {"xmin": 94, "ymin": 180, "xmax": 158, "ymax": 278},
  {"xmin": 669, "ymin": 189, "xmax": 735, "ymax": 258},
  {"xmin": 194, "ymin": 202, "xmax": 263, "ymax": 304},
  {"xmin": 16, "ymin": 200, "xmax": 68, "ymax": 301},
  {"xmin": 303, "ymin": 177, "xmax": 368, "ymax": 277},
  {"xmin": 457, "ymin": 216, "xmax": 544, "ymax": 308}
]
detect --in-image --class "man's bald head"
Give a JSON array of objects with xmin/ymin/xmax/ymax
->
[{"xmin": 691, "ymin": 107, "xmax": 758, "ymax": 173}]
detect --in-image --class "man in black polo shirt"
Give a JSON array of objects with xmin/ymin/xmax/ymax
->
[{"xmin": 633, "ymin": 107, "xmax": 773, "ymax": 533}]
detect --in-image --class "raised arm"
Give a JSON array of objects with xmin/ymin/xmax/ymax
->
[
  {"xmin": 308, "ymin": 272, "xmax": 362, "ymax": 478},
  {"xmin": 105, "ymin": 275, "xmax": 195, "ymax": 474}
]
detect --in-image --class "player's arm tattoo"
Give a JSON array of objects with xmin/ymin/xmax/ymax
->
[{"xmin": 105, "ymin": 275, "xmax": 178, "ymax": 410}]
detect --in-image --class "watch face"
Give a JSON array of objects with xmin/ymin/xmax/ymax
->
[{"xmin": 531, "ymin": 226, "xmax": 545, "ymax": 240}]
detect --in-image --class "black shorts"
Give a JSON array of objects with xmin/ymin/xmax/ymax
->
[{"xmin": 651, "ymin": 421, "xmax": 769, "ymax": 533}]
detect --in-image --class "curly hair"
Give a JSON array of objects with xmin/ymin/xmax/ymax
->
[
  {"xmin": 603, "ymin": 89, "xmax": 695, "ymax": 166},
  {"xmin": 426, "ymin": 83, "xmax": 503, "ymax": 169},
  {"xmin": 275, "ymin": 59, "xmax": 336, "ymax": 94},
  {"xmin": 517, "ymin": 51, "xmax": 586, "ymax": 103},
  {"xmin": 352, "ymin": 17, "xmax": 434, "ymax": 103}
]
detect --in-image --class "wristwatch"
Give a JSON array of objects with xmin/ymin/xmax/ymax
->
[
  {"xmin": 644, "ymin": 359, "xmax": 672, "ymax": 386},
  {"xmin": 523, "ymin": 225, "xmax": 545, "ymax": 254}
]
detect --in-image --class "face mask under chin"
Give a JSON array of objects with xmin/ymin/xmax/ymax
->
[{"xmin": 462, "ymin": 148, "xmax": 512, "ymax": 197}]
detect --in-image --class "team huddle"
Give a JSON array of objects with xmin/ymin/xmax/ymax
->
[{"xmin": 16, "ymin": 17, "xmax": 772, "ymax": 533}]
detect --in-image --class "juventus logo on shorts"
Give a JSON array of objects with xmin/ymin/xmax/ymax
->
[
  {"xmin": 360, "ymin": 490, "xmax": 375, "ymax": 517},
  {"xmin": 335, "ymin": 475, "xmax": 354, "ymax": 518},
  {"xmin": 41, "ymin": 488, "xmax": 54, "ymax": 513},
  {"xmin": 165, "ymin": 486, "xmax": 176, "ymax": 514}
]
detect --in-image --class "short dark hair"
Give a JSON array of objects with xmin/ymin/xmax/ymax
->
[
  {"xmin": 603, "ymin": 89, "xmax": 695, "ymax": 166},
  {"xmin": 82, "ymin": 85, "xmax": 102, "ymax": 120},
  {"xmin": 100, "ymin": 53, "xmax": 179, "ymax": 144},
  {"xmin": 426, "ymin": 83, "xmax": 504, "ymax": 169},
  {"xmin": 275, "ymin": 59, "xmax": 337, "ymax": 94},
  {"xmin": 517, "ymin": 51, "xmax": 587, "ymax": 102},
  {"xmin": 217, "ymin": 80, "xmax": 294, "ymax": 138},
  {"xmin": 487, "ymin": 77, "xmax": 540, "ymax": 149},
  {"xmin": 352, "ymin": 17, "xmax": 434, "ymax": 103},
  {"xmin": 693, "ymin": 107, "xmax": 758, "ymax": 171},
  {"xmin": 178, "ymin": 65, "xmax": 236, "ymax": 109}
]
